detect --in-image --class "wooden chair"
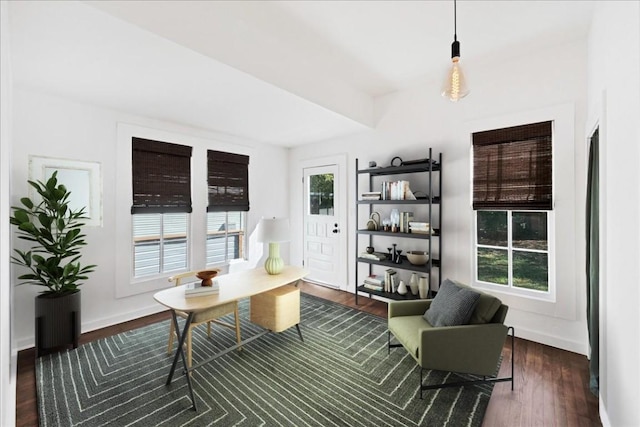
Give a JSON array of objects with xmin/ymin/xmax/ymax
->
[{"xmin": 166, "ymin": 270, "xmax": 242, "ymax": 370}]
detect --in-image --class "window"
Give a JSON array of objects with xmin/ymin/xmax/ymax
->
[
  {"xmin": 308, "ymin": 173, "xmax": 334, "ymax": 215},
  {"xmin": 131, "ymin": 137, "xmax": 192, "ymax": 278},
  {"xmin": 133, "ymin": 213, "xmax": 188, "ymax": 277},
  {"xmin": 206, "ymin": 150, "xmax": 249, "ymax": 264},
  {"xmin": 473, "ymin": 121, "xmax": 553, "ymax": 296}
]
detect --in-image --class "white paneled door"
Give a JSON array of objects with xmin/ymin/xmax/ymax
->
[{"xmin": 303, "ymin": 163, "xmax": 345, "ymax": 289}]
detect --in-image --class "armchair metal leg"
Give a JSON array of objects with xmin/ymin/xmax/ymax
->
[
  {"xmin": 387, "ymin": 330, "xmax": 402, "ymax": 355},
  {"xmin": 508, "ymin": 326, "xmax": 515, "ymax": 391}
]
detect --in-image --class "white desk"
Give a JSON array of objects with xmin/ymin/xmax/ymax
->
[{"xmin": 154, "ymin": 266, "xmax": 308, "ymax": 411}]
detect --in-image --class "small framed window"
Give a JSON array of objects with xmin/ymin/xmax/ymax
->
[{"xmin": 472, "ymin": 121, "xmax": 554, "ymax": 298}]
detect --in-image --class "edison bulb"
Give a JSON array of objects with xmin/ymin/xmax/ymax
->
[{"xmin": 441, "ymin": 57, "xmax": 470, "ymax": 102}]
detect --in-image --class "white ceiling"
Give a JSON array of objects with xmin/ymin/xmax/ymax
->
[{"xmin": 8, "ymin": 1, "xmax": 595, "ymax": 147}]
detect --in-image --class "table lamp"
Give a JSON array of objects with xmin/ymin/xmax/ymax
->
[{"xmin": 258, "ymin": 217, "xmax": 290, "ymax": 275}]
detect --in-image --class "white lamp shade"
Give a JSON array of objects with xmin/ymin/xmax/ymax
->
[{"xmin": 258, "ymin": 218, "xmax": 290, "ymax": 243}]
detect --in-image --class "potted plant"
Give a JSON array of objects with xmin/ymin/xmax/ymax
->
[{"xmin": 10, "ymin": 171, "xmax": 96, "ymax": 356}]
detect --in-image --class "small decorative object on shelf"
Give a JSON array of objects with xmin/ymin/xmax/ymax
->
[
  {"xmin": 366, "ymin": 212, "xmax": 380, "ymax": 230},
  {"xmin": 395, "ymin": 249, "xmax": 403, "ymax": 264},
  {"xmin": 390, "ymin": 209, "xmax": 400, "ymax": 231},
  {"xmin": 409, "ymin": 273, "xmax": 419, "ymax": 295},
  {"xmin": 397, "ymin": 280, "xmax": 408, "ymax": 295},
  {"xmin": 419, "ymin": 275, "xmax": 430, "ymax": 299},
  {"xmin": 406, "ymin": 251, "xmax": 429, "ymax": 266},
  {"xmin": 355, "ymin": 148, "xmax": 442, "ymax": 304}
]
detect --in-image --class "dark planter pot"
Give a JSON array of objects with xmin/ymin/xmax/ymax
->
[{"xmin": 35, "ymin": 290, "xmax": 81, "ymax": 357}]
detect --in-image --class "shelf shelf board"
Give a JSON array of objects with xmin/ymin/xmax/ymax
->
[
  {"xmin": 357, "ymin": 229, "xmax": 440, "ymax": 239},
  {"xmin": 356, "ymin": 285, "xmax": 425, "ymax": 301},
  {"xmin": 358, "ymin": 163, "xmax": 440, "ymax": 176},
  {"xmin": 357, "ymin": 256, "xmax": 440, "ymax": 273}
]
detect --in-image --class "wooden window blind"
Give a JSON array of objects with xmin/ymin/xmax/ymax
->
[
  {"xmin": 131, "ymin": 137, "xmax": 192, "ymax": 214},
  {"xmin": 207, "ymin": 150, "xmax": 249, "ymax": 212},
  {"xmin": 473, "ymin": 121, "xmax": 552, "ymax": 210}
]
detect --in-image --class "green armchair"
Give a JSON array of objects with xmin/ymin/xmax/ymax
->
[{"xmin": 388, "ymin": 282, "xmax": 514, "ymax": 398}]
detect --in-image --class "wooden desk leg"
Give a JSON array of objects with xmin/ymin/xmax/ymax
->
[{"xmin": 166, "ymin": 310, "xmax": 198, "ymax": 411}]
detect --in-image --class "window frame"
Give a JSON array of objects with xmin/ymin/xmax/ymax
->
[{"xmin": 473, "ymin": 209, "xmax": 556, "ymax": 302}]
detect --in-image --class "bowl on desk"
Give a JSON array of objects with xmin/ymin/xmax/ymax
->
[
  {"xmin": 406, "ymin": 251, "xmax": 429, "ymax": 266},
  {"xmin": 196, "ymin": 269, "xmax": 220, "ymax": 287}
]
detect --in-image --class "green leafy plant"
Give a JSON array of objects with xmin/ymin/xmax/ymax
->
[{"xmin": 9, "ymin": 171, "xmax": 96, "ymax": 295}]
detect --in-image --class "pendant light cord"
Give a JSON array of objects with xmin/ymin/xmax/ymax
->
[{"xmin": 454, "ymin": 0, "xmax": 457, "ymax": 42}]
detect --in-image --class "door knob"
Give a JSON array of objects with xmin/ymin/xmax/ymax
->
[{"xmin": 332, "ymin": 228, "xmax": 340, "ymax": 234}]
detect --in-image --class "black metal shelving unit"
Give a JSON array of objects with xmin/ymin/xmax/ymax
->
[{"xmin": 355, "ymin": 149, "xmax": 442, "ymax": 304}]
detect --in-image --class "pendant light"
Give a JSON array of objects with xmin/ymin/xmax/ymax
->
[{"xmin": 442, "ymin": 0, "xmax": 469, "ymax": 101}]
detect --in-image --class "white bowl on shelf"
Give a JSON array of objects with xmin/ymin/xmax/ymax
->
[{"xmin": 406, "ymin": 251, "xmax": 429, "ymax": 266}]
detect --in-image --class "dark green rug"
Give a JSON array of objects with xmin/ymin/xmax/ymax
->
[{"xmin": 37, "ymin": 294, "xmax": 496, "ymax": 426}]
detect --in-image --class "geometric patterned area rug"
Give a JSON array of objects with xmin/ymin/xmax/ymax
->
[{"xmin": 37, "ymin": 294, "xmax": 496, "ymax": 427}]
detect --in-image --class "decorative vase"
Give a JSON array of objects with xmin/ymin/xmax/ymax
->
[
  {"xmin": 418, "ymin": 275, "xmax": 429, "ymax": 299},
  {"xmin": 409, "ymin": 273, "xmax": 419, "ymax": 295},
  {"xmin": 397, "ymin": 280, "xmax": 408, "ymax": 295}
]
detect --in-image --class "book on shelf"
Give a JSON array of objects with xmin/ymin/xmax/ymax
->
[
  {"xmin": 359, "ymin": 252, "xmax": 387, "ymax": 261},
  {"xmin": 409, "ymin": 221, "xmax": 429, "ymax": 227},
  {"xmin": 364, "ymin": 274, "xmax": 385, "ymax": 285},
  {"xmin": 410, "ymin": 230, "xmax": 431, "ymax": 235},
  {"xmin": 400, "ymin": 211, "xmax": 414, "ymax": 233},
  {"xmin": 409, "ymin": 226, "xmax": 432, "ymax": 235},
  {"xmin": 361, "ymin": 191, "xmax": 381, "ymax": 201},
  {"xmin": 381, "ymin": 180, "xmax": 416, "ymax": 201},
  {"xmin": 409, "ymin": 221, "xmax": 432, "ymax": 234},
  {"xmin": 184, "ymin": 280, "xmax": 220, "ymax": 298},
  {"xmin": 385, "ymin": 269, "xmax": 397, "ymax": 293},
  {"xmin": 362, "ymin": 283, "xmax": 384, "ymax": 292}
]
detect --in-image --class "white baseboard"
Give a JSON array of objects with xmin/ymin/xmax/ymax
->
[
  {"xmin": 3, "ymin": 352, "xmax": 17, "ymax": 427},
  {"xmin": 16, "ymin": 304, "xmax": 166, "ymax": 351},
  {"xmin": 599, "ymin": 397, "xmax": 610, "ymax": 427},
  {"xmin": 510, "ymin": 324, "xmax": 589, "ymax": 355}
]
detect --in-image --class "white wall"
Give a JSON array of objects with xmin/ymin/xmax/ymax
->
[
  {"xmin": 587, "ymin": 2, "xmax": 640, "ymax": 425},
  {"xmin": 290, "ymin": 39, "xmax": 590, "ymax": 354},
  {"xmin": 10, "ymin": 87, "xmax": 290, "ymax": 349},
  {"xmin": 0, "ymin": 2, "xmax": 17, "ymax": 425}
]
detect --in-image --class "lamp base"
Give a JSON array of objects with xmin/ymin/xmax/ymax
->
[{"xmin": 264, "ymin": 242, "xmax": 284, "ymax": 275}]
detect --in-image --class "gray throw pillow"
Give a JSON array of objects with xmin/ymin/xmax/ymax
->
[{"xmin": 424, "ymin": 279, "xmax": 481, "ymax": 327}]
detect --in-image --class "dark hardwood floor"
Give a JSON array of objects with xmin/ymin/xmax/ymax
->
[{"xmin": 16, "ymin": 282, "xmax": 600, "ymax": 427}]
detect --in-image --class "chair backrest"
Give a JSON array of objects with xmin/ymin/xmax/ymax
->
[
  {"xmin": 168, "ymin": 269, "xmax": 220, "ymax": 287},
  {"xmin": 491, "ymin": 304, "xmax": 509, "ymax": 324}
]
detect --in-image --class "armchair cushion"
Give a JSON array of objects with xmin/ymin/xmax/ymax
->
[
  {"xmin": 423, "ymin": 279, "xmax": 481, "ymax": 327},
  {"xmin": 451, "ymin": 280, "xmax": 503, "ymax": 324}
]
